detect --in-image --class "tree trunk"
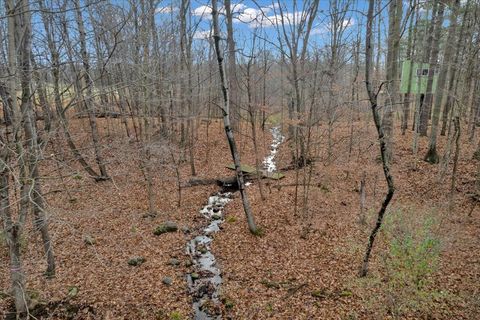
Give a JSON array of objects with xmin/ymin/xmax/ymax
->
[
  {"xmin": 425, "ymin": 0, "xmax": 460, "ymax": 163},
  {"xmin": 246, "ymin": 60, "xmax": 266, "ymax": 201},
  {"xmin": 441, "ymin": 0, "xmax": 470, "ymax": 136},
  {"xmin": 74, "ymin": 0, "xmax": 109, "ymax": 179},
  {"xmin": 31, "ymin": 55, "xmax": 52, "ymax": 132},
  {"xmin": 18, "ymin": 0, "xmax": 55, "ymax": 277},
  {"xmin": 401, "ymin": 0, "xmax": 418, "ymax": 135},
  {"xmin": 211, "ymin": 0, "xmax": 258, "ymax": 234},
  {"xmin": 39, "ymin": 0, "xmax": 102, "ymax": 180},
  {"xmin": 382, "ymin": 0, "xmax": 402, "ymax": 162},
  {"xmin": 1, "ymin": 153, "xmax": 28, "ymax": 317},
  {"xmin": 360, "ymin": 0, "xmax": 395, "ymax": 277},
  {"xmin": 419, "ymin": 1, "xmax": 445, "ymax": 136},
  {"xmin": 224, "ymin": 0, "xmax": 239, "ymax": 128}
]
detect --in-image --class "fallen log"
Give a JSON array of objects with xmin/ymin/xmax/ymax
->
[
  {"xmin": 182, "ymin": 178, "xmax": 217, "ymax": 187},
  {"xmin": 182, "ymin": 175, "xmax": 256, "ymax": 189}
]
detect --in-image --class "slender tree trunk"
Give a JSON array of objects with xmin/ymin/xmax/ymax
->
[
  {"xmin": 211, "ymin": 0, "xmax": 257, "ymax": 234},
  {"xmin": 382, "ymin": 0, "xmax": 402, "ymax": 162},
  {"xmin": 449, "ymin": 116, "xmax": 461, "ymax": 211},
  {"xmin": 1, "ymin": 153, "xmax": 28, "ymax": 317},
  {"xmin": 74, "ymin": 0, "xmax": 109, "ymax": 179},
  {"xmin": 246, "ymin": 61, "xmax": 265, "ymax": 201},
  {"xmin": 31, "ymin": 55, "xmax": 52, "ymax": 132},
  {"xmin": 401, "ymin": 0, "xmax": 418, "ymax": 135},
  {"xmin": 4, "ymin": 0, "xmax": 32, "ymax": 315},
  {"xmin": 360, "ymin": 0, "xmax": 395, "ymax": 277},
  {"xmin": 441, "ymin": 5, "xmax": 469, "ymax": 136},
  {"xmin": 18, "ymin": 1, "xmax": 55, "ymax": 277},
  {"xmin": 39, "ymin": 0, "xmax": 102, "ymax": 180},
  {"xmin": 419, "ymin": 1, "xmax": 444, "ymax": 136},
  {"xmin": 359, "ymin": 171, "xmax": 366, "ymax": 224},
  {"xmin": 224, "ymin": 0, "xmax": 239, "ymax": 128},
  {"xmin": 425, "ymin": 0, "xmax": 460, "ymax": 163}
]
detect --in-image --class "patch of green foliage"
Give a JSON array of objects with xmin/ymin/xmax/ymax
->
[
  {"xmin": 67, "ymin": 286, "xmax": 79, "ymax": 298},
  {"xmin": 358, "ymin": 207, "xmax": 447, "ymax": 318},
  {"xmin": 260, "ymin": 279, "xmax": 281, "ymax": 289},
  {"xmin": 0, "ymin": 290, "xmax": 9, "ymax": 300},
  {"xmin": 169, "ymin": 311, "xmax": 183, "ymax": 320},
  {"xmin": 153, "ymin": 222, "xmax": 178, "ymax": 235},
  {"xmin": 226, "ymin": 215, "xmax": 237, "ymax": 223},
  {"xmin": 72, "ymin": 173, "xmax": 83, "ymax": 180},
  {"xmin": 266, "ymin": 112, "xmax": 282, "ymax": 125},
  {"xmin": 251, "ymin": 226, "xmax": 265, "ymax": 237},
  {"xmin": 320, "ymin": 184, "xmax": 330, "ymax": 193},
  {"xmin": 0, "ymin": 230, "xmax": 5, "ymax": 247},
  {"xmin": 225, "ymin": 163, "xmax": 257, "ymax": 173},
  {"xmin": 221, "ymin": 295, "xmax": 235, "ymax": 309},
  {"xmin": 265, "ymin": 302, "xmax": 274, "ymax": 313}
]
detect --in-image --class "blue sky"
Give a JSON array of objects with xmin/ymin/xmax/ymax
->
[{"xmin": 154, "ymin": 0, "xmax": 366, "ymax": 48}]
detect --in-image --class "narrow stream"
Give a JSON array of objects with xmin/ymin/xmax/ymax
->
[
  {"xmin": 263, "ymin": 126, "xmax": 285, "ymax": 173},
  {"xmin": 186, "ymin": 127, "xmax": 284, "ymax": 319}
]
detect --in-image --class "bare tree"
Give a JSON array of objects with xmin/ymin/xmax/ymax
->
[
  {"xmin": 425, "ymin": 0, "xmax": 461, "ymax": 163},
  {"xmin": 418, "ymin": 0, "xmax": 445, "ymax": 137},
  {"xmin": 274, "ymin": 0, "xmax": 320, "ymax": 167},
  {"xmin": 360, "ymin": 0, "xmax": 395, "ymax": 277},
  {"xmin": 2, "ymin": 0, "xmax": 55, "ymax": 315},
  {"xmin": 382, "ymin": 0, "xmax": 402, "ymax": 163},
  {"xmin": 211, "ymin": 0, "xmax": 258, "ymax": 234},
  {"xmin": 73, "ymin": 0, "xmax": 109, "ymax": 179}
]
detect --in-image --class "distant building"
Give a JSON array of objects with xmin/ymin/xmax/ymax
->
[{"xmin": 400, "ymin": 60, "xmax": 439, "ymax": 94}]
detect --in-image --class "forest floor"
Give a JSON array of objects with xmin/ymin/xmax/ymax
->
[{"xmin": 0, "ymin": 116, "xmax": 479, "ymax": 319}]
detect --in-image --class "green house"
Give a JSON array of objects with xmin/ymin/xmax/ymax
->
[{"xmin": 400, "ymin": 60, "xmax": 438, "ymax": 94}]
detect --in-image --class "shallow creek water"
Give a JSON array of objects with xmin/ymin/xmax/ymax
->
[
  {"xmin": 263, "ymin": 126, "xmax": 285, "ymax": 173},
  {"xmin": 186, "ymin": 127, "xmax": 284, "ymax": 319}
]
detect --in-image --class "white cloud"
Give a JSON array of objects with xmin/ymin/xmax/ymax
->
[
  {"xmin": 231, "ymin": 3, "xmax": 247, "ymax": 13},
  {"xmin": 192, "ymin": 5, "xmax": 214, "ymax": 18},
  {"xmin": 339, "ymin": 18, "xmax": 354, "ymax": 29},
  {"xmin": 232, "ymin": 4, "xmax": 278, "ymax": 27},
  {"xmin": 311, "ymin": 27, "xmax": 326, "ymax": 35},
  {"xmin": 155, "ymin": 5, "xmax": 176, "ymax": 14},
  {"xmin": 192, "ymin": 3, "xmax": 246, "ymax": 20},
  {"xmin": 191, "ymin": 3, "xmax": 321, "ymax": 30},
  {"xmin": 232, "ymin": 4, "xmax": 307, "ymax": 29},
  {"xmin": 312, "ymin": 18, "xmax": 355, "ymax": 35},
  {"xmin": 279, "ymin": 11, "xmax": 306, "ymax": 26},
  {"xmin": 236, "ymin": 7, "xmax": 264, "ymax": 24},
  {"xmin": 193, "ymin": 30, "xmax": 211, "ymax": 40},
  {"xmin": 249, "ymin": 11, "xmax": 305, "ymax": 28},
  {"xmin": 266, "ymin": 3, "xmax": 281, "ymax": 10}
]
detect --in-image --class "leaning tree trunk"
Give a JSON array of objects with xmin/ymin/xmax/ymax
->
[
  {"xmin": 211, "ymin": 0, "xmax": 258, "ymax": 234},
  {"xmin": 360, "ymin": 0, "xmax": 395, "ymax": 277}
]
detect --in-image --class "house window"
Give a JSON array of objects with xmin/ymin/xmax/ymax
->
[{"xmin": 416, "ymin": 68, "xmax": 430, "ymax": 76}]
